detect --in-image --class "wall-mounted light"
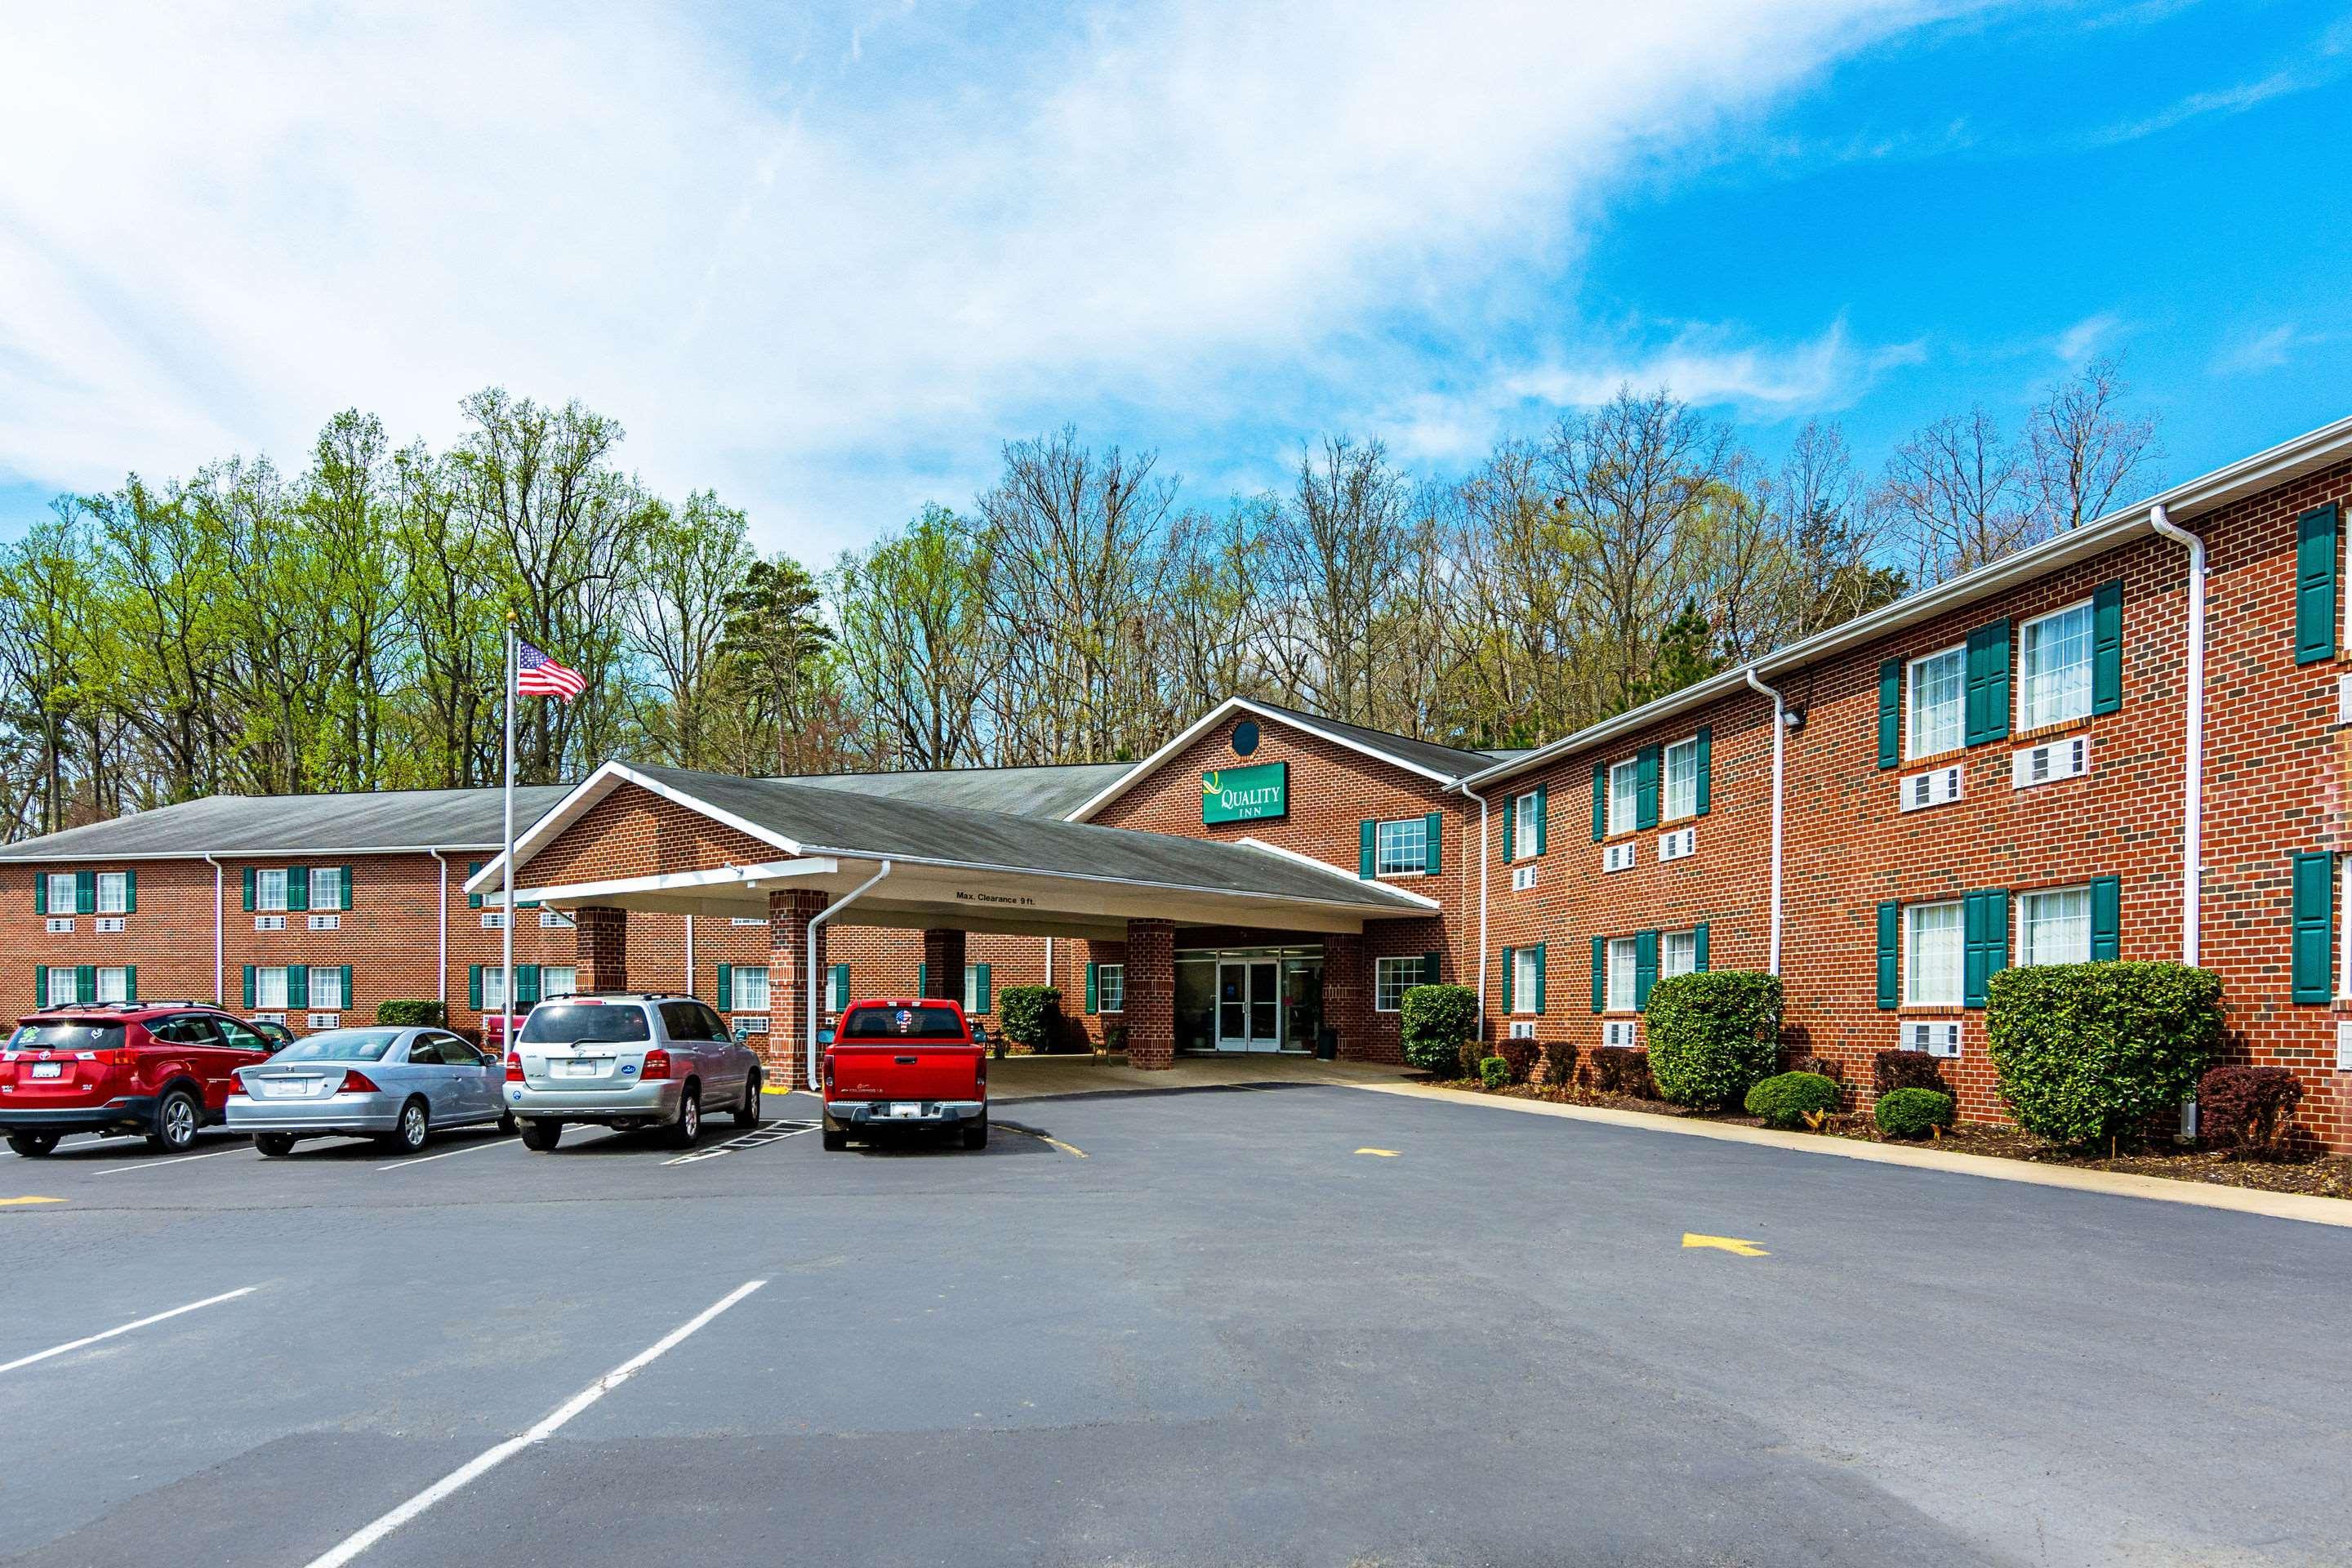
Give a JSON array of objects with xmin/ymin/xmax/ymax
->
[{"xmin": 1782, "ymin": 706, "xmax": 1806, "ymax": 732}]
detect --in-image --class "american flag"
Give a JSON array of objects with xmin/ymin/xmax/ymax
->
[{"xmin": 517, "ymin": 641, "xmax": 586, "ymax": 701}]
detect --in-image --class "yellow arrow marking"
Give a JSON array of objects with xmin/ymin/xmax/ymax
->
[
  {"xmin": 1355, "ymin": 1147, "xmax": 1401, "ymax": 1157},
  {"xmin": 1682, "ymin": 1232, "xmax": 1767, "ymax": 1257},
  {"xmin": 0, "ymin": 1196, "xmax": 65, "ymax": 1207}
]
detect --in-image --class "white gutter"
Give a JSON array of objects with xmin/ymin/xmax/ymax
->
[
  {"xmin": 1743, "ymin": 670, "xmax": 1787, "ymax": 976},
  {"xmin": 807, "ymin": 861, "xmax": 893, "ymax": 1090},
  {"xmin": 202, "ymin": 854, "xmax": 224, "ymax": 1004},
  {"xmin": 1453, "ymin": 781, "xmax": 1489, "ymax": 1040},
  {"xmin": 2148, "ymin": 502, "xmax": 2205, "ymax": 966},
  {"xmin": 426, "ymin": 851, "xmax": 450, "ymax": 1007}
]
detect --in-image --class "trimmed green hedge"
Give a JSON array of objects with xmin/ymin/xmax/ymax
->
[
  {"xmin": 1400, "ymin": 984, "xmax": 1479, "ymax": 1077},
  {"xmin": 1477, "ymin": 1055, "xmax": 1511, "ymax": 1090},
  {"xmin": 1987, "ymin": 960, "xmax": 2223, "ymax": 1148},
  {"xmin": 1744, "ymin": 1071, "xmax": 1840, "ymax": 1129},
  {"xmin": 1644, "ymin": 970, "xmax": 1783, "ymax": 1108},
  {"xmin": 997, "ymin": 985, "xmax": 1062, "ymax": 1054},
  {"xmin": 1874, "ymin": 1087, "xmax": 1954, "ymax": 1139},
  {"xmin": 376, "ymin": 1000, "xmax": 446, "ymax": 1027}
]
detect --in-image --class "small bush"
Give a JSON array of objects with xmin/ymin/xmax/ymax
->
[
  {"xmin": 1988, "ymin": 961, "xmax": 2224, "ymax": 1148},
  {"xmin": 1539, "ymin": 1041, "xmax": 1578, "ymax": 1087},
  {"xmin": 1496, "ymin": 1037, "xmax": 1539, "ymax": 1085},
  {"xmin": 996, "ymin": 986, "xmax": 1062, "ymax": 1055},
  {"xmin": 1400, "ymin": 984, "xmax": 1480, "ymax": 1077},
  {"xmin": 1791, "ymin": 1054, "xmax": 1842, "ymax": 1083},
  {"xmin": 1589, "ymin": 1046, "xmax": 1653, "ymax": 1098},
  {"xmin": 1743, "ymin": 1071, "xmax": 1842, "ymax": 1129},
  {"xmin": 376, "ymin": 1000, "xmax": 445, "ymax": 1027},
  {"xmin": 1477, "ymin": 1055, "xmax": 1511, "ymax": 1091},
  {"xmin": 2198, "ymin": 1065, "xmax": 2302, "ymax": 1158},
  {"xmin": 1873, "ymin": 1049, "xmax": 1951, "ymax": 1098},
  {"xmin": 1644, "ymin": 971, "xmax": 1784, "ymax": 1109},
  {"xmin": 1874, "ymin": 1088, "xmax": 1956, "ymax": 1139}
]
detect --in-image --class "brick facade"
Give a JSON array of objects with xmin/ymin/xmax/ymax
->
[{"xmin": 1122, "ymin": 919, "xmax": 1174, "ymax": 1069}]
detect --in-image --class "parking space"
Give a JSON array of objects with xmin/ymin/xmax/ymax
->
[{"xmin": 5, "ymin": 1084, "xmax": 2351, "ymax": 1567}]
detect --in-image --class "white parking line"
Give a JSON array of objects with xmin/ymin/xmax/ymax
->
[
  {"xmin": 0, "ymin": 1285, "xmax": 258, "ymax": 1377},
  {"xmin": 377, "ymin": 1136, "xmax": 519, "ymax": 1172},
  {"xmin": 93, "ymin": 1147, "xmax": 234, "ymax": 1176},
  {"xmin": 301, "ymin": 1278, "xmax": 767, "ymax": 1568},
  {"xmin": 662, "ymin": 1120, "xmax": 821, "ymax": 1166}
]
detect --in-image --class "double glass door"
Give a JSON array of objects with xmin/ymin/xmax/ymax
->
[{"xmin": 1216, "ymin": 960, "xmax": 1282, "ymax": 1052}]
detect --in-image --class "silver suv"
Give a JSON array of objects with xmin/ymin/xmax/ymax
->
[{"xmin": 504, "ymin": 994, "xmax": 764, "ymax": 1152}]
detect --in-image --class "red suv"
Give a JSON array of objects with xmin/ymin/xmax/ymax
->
[{"xmin": 0, "ymin": 1003, "xmax": 279, "ymax": 1156}]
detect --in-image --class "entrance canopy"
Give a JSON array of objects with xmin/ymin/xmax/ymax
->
[{"xmin": 466, "ymin": 761, "xmax": 1437, "ymax": 940}]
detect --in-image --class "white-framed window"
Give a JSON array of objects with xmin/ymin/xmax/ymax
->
[
  {"xmin": 1661, "ymin": 929, "xmax": 1698, "ymax": 979},
  {"xmin": 42, "ymin": 966, "xmax": 76, "ymax": 1007},
  {"xmin": 256, "ymin": 868, "xmax": 288, "ymax": 911},
  {"xmin": 1663, "ymin": 737, "xmax": 1700, "ymax": 821},
  {"xmin": 1905, "ymin": 901, "xmax": 1964, "ymax": 1007},
  {"xmin": 1097, "ymin": 963, "xmax": 1126, "ymax": 1013},
  {"xmin": 2017, "ymin": 885, "xmax": 2091, "ymax": 967},
  {"xmin": 307, "ymin": 967, "xmax": 345, "ymax": 1010},
  {"xmin": 1606, "ymin": 937, "xmax": 1638, "ymax": 1012},
  {"xmin": 479, "ymin": 968, "xmax": 506, "ymax": 1012},
  {"xmin": 43, "ymin": 873, "xmax": 75, "ymax": 915},
  {"xmin": 539, "ymin": 907, "xmax": 574, "ymax": 929},
  {"xmin": 1512, "ymin": 792, "xmax": 1540, "ymax": 859},
  {"xmin": 2018, "ymin": 600, "xmax": 2094, "ymax": 732},
  {"xmin": 96, "ymin": 966, "xmax": 130, "ymax": 1003},
  {"xmin": 1374, "ymin": 818, "xmax": 1428, "ymax": 876},
  {"xmin": 1374, "ymin": 956, "xmax": 1423, "ymax": 1013},
  {"xmin": 1511, "ymin": 947, "xmax": 1541, "ymax": 1014},
  {"xmin": 733, "ymin": 966, "xmax": 772, "ymax": 1012},
  {"xmin": 1907, "ymin": 645, "xmax": 1967, "ymax": 760},
  {"xmin": 543, "ymin": 965, "xmax": 578, "ymax": 999},
  {"xmin": 1607, "ymin": 759, "xmax": 1640, "ymax": 836},
  {"xmin": 256, "ymin": 966, "xmax": 290, "ymax": 1009},
  {"xmin": 96, "ymin": 872, "xmax": 129, "ymax": 914},
  {"xmin": 310, "ymin": 866, "xmax": 343, "ymax": 911}
]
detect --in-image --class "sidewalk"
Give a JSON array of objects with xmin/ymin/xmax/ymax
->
[{"xmin": 987, "ymin": 1053, "xmax": 1412, "ymax": 1102}]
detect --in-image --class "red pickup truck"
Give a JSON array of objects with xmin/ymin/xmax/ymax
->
[{"xmin": 821, "ymin": 999, "xmax": 987, "ymax": 1151}]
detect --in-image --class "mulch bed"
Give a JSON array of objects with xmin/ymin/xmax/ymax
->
[{"xmin": 1432, "ymin": 1077, "xmax": 2352, "ymax": 1201}]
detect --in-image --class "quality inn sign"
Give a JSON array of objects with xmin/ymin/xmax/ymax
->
[{"xmin": 1202, "ymin": 761, "xmax": 1287, "ymax": 825}]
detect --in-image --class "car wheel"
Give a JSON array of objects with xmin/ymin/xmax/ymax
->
[
  {"xmin": 255, "ymin": 1133, "xmax": 298, "ymax": 1157},
  {"xmin": 381, "ymin": 1098, "xmax": 430, "ymax": 1154},
  {"xmin": 666, "ymin": 1087, "xmax": 702, "ymax": 1149},
  {"xmin": 519, "ymin": 1119, "xmax": 564, "ymax": 1152},
  {"xmin": 734, "ymin": 1071, "xmax": 762, "ymax": 1129},
  {"xmin": 7, "ymin": 1132, "xmax": 59, "ymax": 1157},
  {"xmin": 821, "ymin": 1128, "xmax": 848, "ymax": 1152},
  {"xmin": 962, "ymin": 1116, "xmax": 989, "ymax": 1150},
  {"xmin": 147, "ymin": 1088, "xmax": 200, "ymax": 1153}
]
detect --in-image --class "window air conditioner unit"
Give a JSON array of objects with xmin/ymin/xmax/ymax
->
[
  {"xmin": 96, "ymin": 917, "xmax": 125, "ymax": 933},
  {"xmin": 1658, "ymin": 826, "xmax": 1695, "ymax": 862},
  {"xmin": 733, "ymin": 1016, "xmax": 770, "ymax": 1034},
  {"xmin": 1507, "ymin": 1020, "xmax": 1535, "ymax": 1040},
  {"xmin": 1602, "ymin": 1019, "xmax": 1640, "ymax": 1049},
  {"xmin": 1512, "ymin": 864, "xmax": 1538, "ymax": 892},
  {"xmin": 308, "ymin": 914, "xmax": 341, "ymax": 931},
  {"xmin": 1900, "ymin": 765, "xmax": 1963, "ymax": 812},
  {"xmin": 2011, "ymin": 735, "xmax": 2088, "ymax": 789},
  {"xmin": 307, "ymin": 1013, "xmax": 341, "ymax": 1030},
  {"xmin": 1902, "ymin": 1019, "xmax": 1962, "ymax": 1058},
  {"xmin": 1603, "ymin": 842, "xmax": 1637, "ymax": 873},
  {"xmin": 254, "ymin": 915, "xmax": 286, "ymax": 932},
  {"xmin": 45, "ymin": 917, "xmax": 73, "ymax": 934}
]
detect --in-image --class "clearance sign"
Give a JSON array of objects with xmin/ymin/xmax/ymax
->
[{"xmin": 1202, "ymin": 761, "xmax": 1287, "ymax": 825}]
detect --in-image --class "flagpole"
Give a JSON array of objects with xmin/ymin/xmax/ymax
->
[{"xmin": 501, "ymin": 612, "xmax": 517, "ymax": 1052}]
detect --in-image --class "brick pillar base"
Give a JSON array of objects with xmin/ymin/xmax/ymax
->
[
  {"xmin": 1324, "ymin": 933, "xmax": 1380, "ymax": 1062},
  {"xmin": 574, "ymin": 906, "xmax": 628, "ymax": 993},
  {"xmin": 767, "ymin": 889, "xmax": 829, "ymax": 1090},
  {"xmin": 921, "ymin": 928, "xmax": 966, "ymax": 1002},
  {"xmin": 1124, "ymin": 919, "xmax": 1174, "ymax": 1070}
]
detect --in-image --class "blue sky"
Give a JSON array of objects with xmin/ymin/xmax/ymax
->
[{"xmin": 1, "ymin": 1, "xmax": 2345, "ymax": 563}]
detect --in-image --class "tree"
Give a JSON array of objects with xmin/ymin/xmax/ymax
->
[
  {"xmin": 2027, "ymin": 355, "xmax": 2163, "ymax": 533},
  {"xmin": 715, "ymin": 554, "xmax": 851, "ymax": 776}
]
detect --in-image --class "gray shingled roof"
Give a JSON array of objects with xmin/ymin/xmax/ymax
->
[
  {"xmin": 0, "ymin": 786, "xmax": 581, "ymax": 862},
  {"xmin": 786, "ymin": 763, "xmax": 1128, "ymax": 819},
  {"xmin": 1232, "ymin": 701, "xmax": 1508, "ymax": 778}
]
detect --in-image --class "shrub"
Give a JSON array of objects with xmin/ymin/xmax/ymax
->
[
  {"xmin": 1874, "ymin": 1087, "xmax": 1956, "ymax": 1139},
  {"xmin": 376, "ymin": 1000, "xmax": 445, "ymax": 1027},
  {"xmin": 1477, "ymin": 1055, "xmax": 1511, "ymax": 1091},
  {"xmin": 2198, "ymin": 1065, "xmax": 2302, "ymax": 1158},
  {"xmin": 996, "ymin": 986, "xmax": 1062, "ymax": 1055},
  {"xmin": 1496, "ymin": 1037, "xmax": 1539, "ymax": 1085},
  {"xmin": 1400, "ymin": 984, "xmax": 1480, "ymax": 1077},
  {"xmin": 1539, "ymin": 1041, "xmax": 1578, "ymax": 1087},
  {"xmin": 1792, "ymin": 1054, "xmax": 1842, "ymax": 1084},
  {"xmin": 1743, "ymin": 1071, "xmax": 1842, "ymax": 1129},
  {"xmin": 1987, "ymin": 961, "xmax": 2224, "ymax": 1149},
  {"xmin": 1644, "ymin": 970, "xmax": 1784, "ymax": 1109},
  {"xmin": 1873, "ymin": 1049, "xmax": 1951, "ymax": 1098},
  {"xmin": 1589, "ymin": 1046, "xmax": 1653, "ymax": 1098}
]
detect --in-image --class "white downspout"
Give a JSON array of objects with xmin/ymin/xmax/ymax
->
[
  {"xmin": 1454, "ymin": 782, "xmax": 1489, "ymax": 1040},
  {"xmin": 203, "ymin": 854, "xmax": 224, "ymax": 1004},
  {"xmin": 426, "ymin": 851, "xmax": 450, "ymax": 1009},
  {"xmin": 807, "ymin": 861, "xmax": 893, "ymax": 1091},
  {"xmin": 1744, "ymin": 669, "xmax": 1787, "ymax": 976},
  {"xmin": 2149, "ymin": 502, "xmax": 2204, "ymax": 967},
  {"xmin": 684, "ymin": 914, "xmax": 695, "ymax": 997}
]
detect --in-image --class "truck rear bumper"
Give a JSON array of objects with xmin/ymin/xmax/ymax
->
[{"xmin": 824, "ymin": 1098, "xmax": 985, "ymax": 1129}]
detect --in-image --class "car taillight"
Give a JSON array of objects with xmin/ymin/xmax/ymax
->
[
  {"xmin": 96, "ymin": 1049, "xmax": 135, "ymax": 1068},
  {"xmin": 821, "ymin": 1053, "xmax": 834, "ymax": 1090},
  {"xmin": 975, "ymin": 1059, "xmax": 986, "ymax": 1095},
  {"xmin": 505, "ymin": 1052, "xmax": 524, "ymax": 1082},
  {"xmin": 641, "ymin": 1049, "xmax": 671, "ymax": 1080},
  {"xmin": 337, "ymin": 1070, "xmax": 379, "ymax": 1094}
]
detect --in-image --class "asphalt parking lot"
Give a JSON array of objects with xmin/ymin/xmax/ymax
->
[{"xmin": 4, "ymin": 1083, "xmax": 2350, "ymax": 1568}]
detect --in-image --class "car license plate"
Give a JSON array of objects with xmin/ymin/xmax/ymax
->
[
  {"xmin": 29, "ymin": 1062, "xmax": 62, "ymax": 1079},
  {"xmin": 555, "ymin": 1060, "xmax": 599, "ymax": 1078},
  {"xmin": 883, "ymin": 1101, "xmax": 924, "ymax": 1119},
  {"xmin": 261, "ymin": 1079, "xmax": 310, "ymax": 1098}
]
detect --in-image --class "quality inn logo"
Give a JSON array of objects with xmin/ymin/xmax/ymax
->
[{"xmin": 1201, "ymin": 762, "xmax": 1285, "ymax": 822}]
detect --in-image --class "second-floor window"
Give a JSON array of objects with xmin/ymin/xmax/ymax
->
[
  {"xmin": 1512, "ymin": 792, "xmax": 1539, "ymax": 858},
  {"xmin": 2019, "ymin": 601, "xmax": 2094, "ymax": 732},
  {"xmin": 45, "ymin": 873, "xmax": 76, "ymax": 913},
  {"xmin": 1908, "ymin": 646, "xmax": 1966, "ymax": 759},
  {"xmin": 1374, "ymin": 818, "xmax": 1428, "ymax": 876},
  {"xmin": 1663, "ymin": 737, "xmax": 1700, "ymax": 821},
  {"xmin": 1607, "ymin": 760, "xmax": 1640, "ymax": 835},
  {"xmin": 256, "ymin": 869, "xmax": 288, "ymax": 911},
  {"xmin": 310, "ymin": 866, "xmax": 343, "ymax": 910},
  {"xmin": 96, "ymin": 872, "xmax": 130, "ymax": 914}
]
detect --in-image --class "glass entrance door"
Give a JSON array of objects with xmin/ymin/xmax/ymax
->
[{"xmin": 1216, "ymin": 960, "xmax": 1282, "ymax": 1052}]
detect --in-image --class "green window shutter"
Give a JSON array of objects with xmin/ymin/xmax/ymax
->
[
  {"xmin": 1502, "ymin": 795, "xmax": 1516, "ymax": 861},
  {"xmin": 340, "ymin": 866, "xmax": 354, "ymax": 911},
  {"xmin": 1633, "ymin": 931, "xmax": 1658, "ymax": 1011},
  {"xmin": 1500, "ymin": 947, "xmax": 1515, "ymax": 1013},
  {"xmin": 1590, "ymin": 937, "xmax": 1605, "ymax": 1014},
  {"xmin": 123, "ymin": 964, "xmax": 137, "ymax": 1002},
  {"xmin": 244, "ymin": 964, "xmax": 258, "ymax": 1009},
  {"xmin": 2292, "ymin": 852, "xmax": 2336, "ymax": 1003},
  {"xmin": 916, "ymin": 962, "xmax": 929, "ymax": 999},
  {"xmin": 468, "ymin": 862, "xmax": 484, "ymax": 910},
  {"xmin": 287, "ymin": 866, "xmax": 309, "ymax": 912},
  {"xmin": 74, "ymin": 871, "xmax": 96, "ymax": 915},
  {"xmin": 1085, "ymin": 962, "xmax": 1099, "ymax": 1014},
  {"xmin": 2296, "ymin": 503, "xmax": 2340, "ymax": 666},
  {"xmin": 2091, "ymin": 579, "xmax": 2124, "ymax": 715},
  {"xmin": 974, "ymin": 964, "xmax": 992, "ymax": 1013},
  {"xmin": 1694, "ymin": 727, "xmax": 1712, "ymax": 816},
  {"xmin": 1693, "ymin": 922, "xmax": 1709, "ymax": 973},
  {"xmin": 516, "ymin": 965, "xmax": 541, "ymax": 1006},
  {"xmin": 286, "ymin": 964, "xmax": 307, "ymax": 1009},
  {"xmin": 716, "ymin": 964, "xmax": 733, "ymax": 1012},
  {"xmin": 1876, "ymin": 902, "xmax": 1900, "ymax": 1009},
  {"xmin": 243, "ymin": 866, "xmax": 256, "ymax": 911},
  {"xmin": 1423, "ymin": 812, "xmax": 1441, "ymax": 873},
  {"xmin": 831, "ymin": 964, "xmax": 850, "ymax": 1011},
  {"xmin": 1964, "ymin": 619, "xmax": 2011, "ymax": 746},
  {"xmin": 339, "ymin": 965, "xmax": 353, "ymax": 1010},
  {"xmin": 1635, "ymin": 746, "xmax": 1661, "ymax": 831},
  {"xmin": 467, "ymin": 965, "xmax": 482, "ymax": 1011},
  {"xmin": 1422, "ymin": 950, "xmax": 1441, "ymax": 986},
  {"xmin": 32, "ymin": 873, "xmax": 44, "ymax": 915},
  {"xmin": 1533, "ymin": 784, "xmax": 1547, "ymax": 856},
  {"xmin": 123, "ymin": 869, "xmax": 136, "ymax": 913},
  {"xmin": 1963, "ymin": 890, "xmax": 2009, "ymax": 1008},
  {"xmin": 2090, "ymin": 875, "xmax": 2121, "ymax": 962},
  {"xmin": 76, "ymin": 964, "xmax": 96, "ymax": 1004},
  {"xmin": 1592, "ymin": 761, "xmax": 1607, "ymax": 841},
  {"xmin": 1532, "ymin": 942, "xmax": 1547, "ymax": 1015},
  {"xmin": 1878, "ymin": 657, "xmax": 1902, "ymax": 768},
  {"xmin": 1358, "ymin": 821, "xmax": 1375, "ymax": 879}
]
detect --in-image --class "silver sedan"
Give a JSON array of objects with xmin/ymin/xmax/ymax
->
[{"xmin": 228, "ymin": 1027, "xmax": 509, "ymax": 1156}]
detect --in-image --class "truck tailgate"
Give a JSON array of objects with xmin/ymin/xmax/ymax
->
[{"xmin": 828, "ymin": 1043, "xmax": 982, "ymax": 1102}]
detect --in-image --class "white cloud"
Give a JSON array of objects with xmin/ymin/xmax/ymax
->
[
  {"xmin": 0, "ymin": 0, "xmax": 1976, "ymax": 556},
  {"xmin": 2212, "ymin": 323, "xmax": 2318, "ymax": 376},
  {"xmin": 2054, "ymin": 312, "xmax": 2125, "ymax": 366}
]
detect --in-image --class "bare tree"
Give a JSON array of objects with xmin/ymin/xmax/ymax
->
[
  {"xmin": 2027, "ymin": 355, "xmax": 2163, "ymax": 532},
  {"xmin": 1881, "ymin": 405, "xmax": 2038, "ymax": 584}
]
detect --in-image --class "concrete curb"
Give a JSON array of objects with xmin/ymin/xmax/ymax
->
[{"xmin": 1350, "ymin": 1081, "xmax": 2352, "ymax": 1230}]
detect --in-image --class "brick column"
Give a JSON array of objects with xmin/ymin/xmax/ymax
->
[
  {"xmin": 1124, "ymin": 918, "xmax": 1174, "ymax": 1070},
  {"xmin": 573, "ymin": 906, "xmax": 629, "ymax": 993},
  {"xmin": 767, "ymin": 889, "xmax": 829, "ymax": 1089},
  {"xmin": 921, "ymin": 928, "xmax": 966, "ymax": 1001},
  {"xmin": 1324, "ymin": 933, "xmax": 1383, "ymax": 1062}
]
